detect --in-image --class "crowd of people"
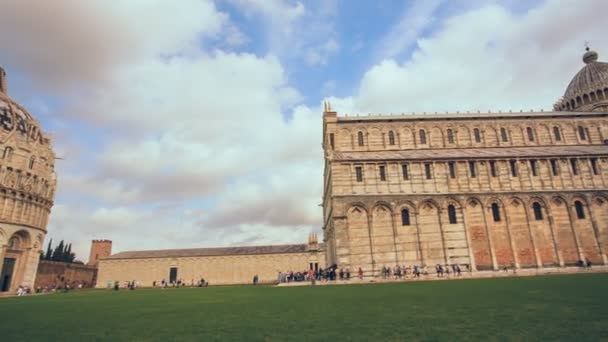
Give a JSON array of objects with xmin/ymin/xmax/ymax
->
[
  {"xmin": 276, "ymin": 263, "xmax": 473, "ymax": 283},
  {"xmin": 378, "ymin": 264, "xmax": 466, "ymax": 279},
  {"xmin": 277, "ymin": 264, "xmax": 345, "ymax": 283},
  {"xmin": 13, "ymin": 281, "xmax": 90, "ymax": 296},
  {"xmin": 107, "ymin": 277, "xmax": 211, "ymax": 290}
]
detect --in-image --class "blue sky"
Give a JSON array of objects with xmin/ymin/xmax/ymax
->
[{"xmin": 0, "ymin": 0, "xmax": 605, "ymax": 260}]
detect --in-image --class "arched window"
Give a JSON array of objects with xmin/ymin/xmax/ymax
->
[
  {"xmin": 578, "ymin": 126, "xmax": 587, "ymax": 140},
  {"xmin": 401, "ymin": 209, "xmax": 410, "ymax": 226},
  {"xmin": 526, "ymin": 127, "xmax": 535, "ymax": 141},
  {"xmin": 29, "ymin": 156, "xmax": 35, "ymax": 170},
  {"xmin": 357, "ymin": 131, "xmax": 364, "ymax": 146},
  {"xmin": 533, "ymin": 202, "xmax": 543, "ymax": 220},
  {"xmin": 575, "ymin": 201, "xmax": 585, "ymax": 219},
  {"xmin": 388, "ymin": 131, "xmax": 395, "ymax": 145},
  {"xmin": 553, "ymin": 126, "xmax": 561, "ymax": 141},
  {"xmin": 2, "ymin": 146, "xmax": 12, "ymax": 159},
  {"xmin": 447, "ymin": 129, "xmax": 454, "ymax": 144},
  {"xmin": 491, "ymin": 203, "xmax": 501, "ymax": 222},
  {"xmin": 419, "ymin": 130, "xmax": 427, "ymax": 144},
  {"xmin": 8, "ymin": 237, "xmax": 19, "ymax": 249},
  {"xmin": 448, "ymin": 205, "xmax": 457, "ymax": 224},
  {"xmin": 473, "ymin": 128, "xmax": 481, "ymax": 143},
  {"xmin": 500, "ymin": 128, "xmax": 508, "ymax": 142}
]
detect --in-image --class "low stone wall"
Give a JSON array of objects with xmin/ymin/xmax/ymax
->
[{"xmin": 34, "ymin": 260, "xmax": 97, "ymax": 289}]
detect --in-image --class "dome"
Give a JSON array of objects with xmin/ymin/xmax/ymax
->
[
  {"xmin": 0, "ymin": 66, "xmax": 56, "ymax": 205},
  {"xmin": 555, "ymin": 48, "xmax": 608, "ymax": 112}
]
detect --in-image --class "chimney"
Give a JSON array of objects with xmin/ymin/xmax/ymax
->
[{"xmin": 0, "ymin": 67, "xmax": 6, "ymax": 94}]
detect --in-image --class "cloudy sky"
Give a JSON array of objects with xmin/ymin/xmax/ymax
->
[{"xmin": 0, "ymin": 0, "xmax": 605, "ymax": 261}]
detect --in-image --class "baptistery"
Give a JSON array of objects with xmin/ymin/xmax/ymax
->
[{"xmin": 0, "ymin": 67, "xmax": 57, "ymax": 292}]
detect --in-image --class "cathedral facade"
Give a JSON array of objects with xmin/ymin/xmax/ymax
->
[
  {"xmin": 0, "ymin": 67, "xmax": 57, "ymax": 292},
  {"xmin": 322, "ymin": 49, "xmax": 608, "ymax": 276}
]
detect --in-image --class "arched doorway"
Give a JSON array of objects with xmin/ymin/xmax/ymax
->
[{"xmin": 1, "ymin": 230, "xmax": 31, "ymax": 292}]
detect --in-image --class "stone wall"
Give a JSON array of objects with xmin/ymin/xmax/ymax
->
[
  {"xmin": 96, "ymin": 251, "xmax": 325, "ymax": 287},
  {"xmin": 34, "ymin": 260, "xmax": 97, "ymax": 289}
]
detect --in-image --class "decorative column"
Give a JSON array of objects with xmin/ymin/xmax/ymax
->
[
  {"xmin": 503, "ymin": 202, "xmax": 521, "ymax": 269},
  {"xmin": 524, "ymin": 202, "xmax": 543, "ymax": 268},
  {"xmin": 459, "ymin": 201, "xmax": 477, "ymax": 271},
  {"xmin": 481, "ymin": 201, "xmax": 498, "ymax": 270},
  {"xmin": 0, "ymin": 244, "xmax": 6, "ymax": 279},
  {"xmin": 545, "ymin": 203, "xmax": 565, "ymax": 267},
  {"xmin": 587, "ymin": 201, "xmax": 608, "ymax": 265},
  {"xmin": 437, "ymin": 206, "xmax": 449, "ymax": 265}
]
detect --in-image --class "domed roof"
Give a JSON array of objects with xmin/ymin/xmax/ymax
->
[
  {"xmin": 554, "ymin": 48, "xmax": 608, "ymax": 112},
  {"xmin": 563, "ymin": 48, "xmax": 608, "ymax": 99}
]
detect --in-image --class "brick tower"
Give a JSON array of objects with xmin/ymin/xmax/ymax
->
[{"xmin": 88, "ymin": 240, "xmax": 112, "ymax": 266}]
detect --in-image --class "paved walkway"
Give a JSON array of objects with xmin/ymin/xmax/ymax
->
[{"xmin": 276, "ymin": 265, "xmax": 608, "ymax": 287}]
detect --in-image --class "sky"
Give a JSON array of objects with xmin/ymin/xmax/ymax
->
[{"xmin": 0, "ymin": 0, "xmax": 606, "ymax": 261}]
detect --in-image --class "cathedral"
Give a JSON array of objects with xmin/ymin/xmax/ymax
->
[
  {"xmin": 0, "ymin": 67, "xmax": 57, "ymax": 293},
  {"xmin": 322, "ymin": 48, "xmax": 608, "ymax": 276}
]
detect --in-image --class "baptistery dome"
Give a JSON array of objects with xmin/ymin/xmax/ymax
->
[
  {"xmin": 554, "ymin": 48, "xmax": 608, "ymax": 112},
  {"xmin": 0, "ymin": 66, "xmax": 57, "ymax": 293}
]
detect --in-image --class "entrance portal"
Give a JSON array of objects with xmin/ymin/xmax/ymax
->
[
  {"xmin": 1, "ymin": 258, "xmax": 16, "ymax": 292},
  {"xmin": 169, "ymin": 267, "xmax": 178, "ymax": 283}
]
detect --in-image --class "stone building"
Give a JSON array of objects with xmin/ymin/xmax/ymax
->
[
  {"xmin": 96, "ymin": 234, "xmax": 324, "ymax": 287},
  {"xmin": 0, "ymin": 67, "xmax": 57, "ymax": 292},
  {"xmin": 322, "ymin": 49, "xmax": 608, "ymax": 277}
]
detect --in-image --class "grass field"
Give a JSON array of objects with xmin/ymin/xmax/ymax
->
[{"xmin": 1, "ymin": 273, "xmax": 607, "ymax": 341}]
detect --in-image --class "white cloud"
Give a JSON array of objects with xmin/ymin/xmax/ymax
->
[
  {"xmin": 340, "ymin": 1, "xmax": 608, "ymax": 114},
  {"xmin": 1, "ymin": 0, "xmax": 323, "ymax": 260},
  {"xmin": 229, "ymin": 0, "xmax": 339, "ymax": 66},
  {"xmin": 374, "ymin": 0, "xmax": 443, "ymax": 61},
  {"xmin": 305, "ymin": 38, "xmax": 340, "ymax": 66}
]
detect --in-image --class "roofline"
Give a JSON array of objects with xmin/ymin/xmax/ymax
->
[
  {"xmin": 101, "ymin": 243, "xmax": 317, "ymax": 261},
  {"xmin": 335, "ymin": 111, "xmax": 608, "ymax": 123}
]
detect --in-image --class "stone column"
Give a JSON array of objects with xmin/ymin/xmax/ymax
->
[
  {"xmin": 546, "ymin": 207, "xmax": 565, "ymax": 267},
  {"xmin": 525, "ymin": 203, "xmax": 542, "ymax": 268},
  {"xmin": 503, "ymin": 204, "xmax": 521, "ymax": 269},
  {"xmin": 437, "ymin": 206, "xmax": 449, "ymax": 265},
  {"xmin": 20, "ymin": 247, "xmax": 40, "ymax": 288},
  {"xmin": 390, "ymin": 209, "xmax": 399, "ymax": 265},
  {"xmin": 459, "ymin": 202, "xmax": 477, "ymax": 271},
  {"xmin": 564, "ymin": 199, "xmax": 585, "ymax": 261},
  {"xmin": 587, "ymin": 202, "xmax": 608, "ymax": 265},
  {"xmin": 413, "ymin": 208, "xmax": 424, "ymax": 267},
  {"xmin": 0, "ymin": 245, "xmax": 6, "ymax": 279},
  {"xmin": 481, "ymin": 202, "xmax": 498, "ymax": 270}
]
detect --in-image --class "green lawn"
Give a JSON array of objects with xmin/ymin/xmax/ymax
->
[{"xmin": 1, "ymin": 273, "xmax": 607, "ymax": 341}]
